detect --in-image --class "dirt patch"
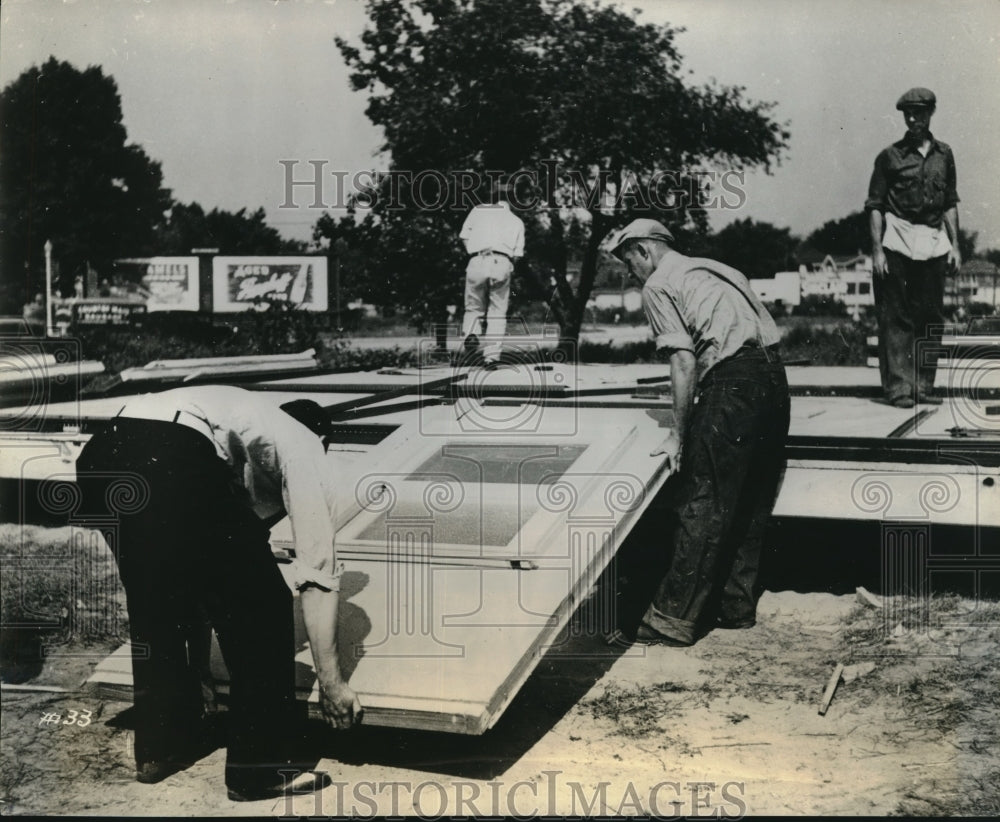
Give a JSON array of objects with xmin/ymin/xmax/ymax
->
[{"xmin": 3, "ymin": 585, "xmax": 999, "ymax": 816}]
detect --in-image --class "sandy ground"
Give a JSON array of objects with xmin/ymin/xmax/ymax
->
[{"xmin": 3, "ymin": 576, "xmax": 999, "ymax": 817}]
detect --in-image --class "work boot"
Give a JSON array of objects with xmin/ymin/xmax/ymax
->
[
  {"xmin": 134, "ymin": 713, "xmax": 224, "ymax": 784},
  {"xmin": 227, "ymin": 770, "xmax": 331, "ymax": 802},
  {"xmin": 634, "ymin": 623, "xmax": 692, "ymax": 647},
  {"xmin": 715, "ymin": 616, "xmax": 756, "ymax": 630},
  {"xmin": 136, "ymin": 760, "xmax": 187, "ymax": 784}
]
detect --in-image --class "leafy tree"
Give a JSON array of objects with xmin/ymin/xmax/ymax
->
[
  {"xmin": 803, "ymin": 211, "xmax": 871, "ymax": 258},
  {"xmin": 315, "ymin": 196, "xmax": 465, "ymax": 339},
  {"xmin": 335, "ymin": 0, "xmax": 789, "ymax": 353},
  {"xmin": 700, "ymin": 218, "xmax": 798, "ymax": 279},
  {"xmin": 156, "ymin": 202, "xmax": 306, "ymax": 255},
  {"xmin": 957, "ymin": 228, "xmax": 977, "ymax": 262},
  {"xmin": 0, "ymin": 57, "xmax": 172, "ymax": 311}
]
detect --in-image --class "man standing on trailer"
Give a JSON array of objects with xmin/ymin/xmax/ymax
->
[
  {"xmin": 866, "ymin": 87, "xmax": 960, "ymax": 409},
  {"xmin": 459, "ymin": 179, "xmax": 525, "ymax": 365},
  {"xmin": 608, "ymin": 219, "xmax": 790, "ymax": 646},
  {"xmin": 76, "ymin": 386, "xmax": 361, "ymax": 801}
]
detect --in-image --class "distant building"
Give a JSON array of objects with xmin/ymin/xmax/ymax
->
[
  {"xmin": 750, "ymin": 252, "xmax": 874, "ymax": 316},
  {"xmin": 951, "ymin": 259, "xmax": 999, "ymax": 308},
  {"xmin": 800, "ymin": 253, "xmax": 874, "ymax": 312},
  {"xmin": 749, "ymin": 271, "xmax": 801, "ymax": 307}
]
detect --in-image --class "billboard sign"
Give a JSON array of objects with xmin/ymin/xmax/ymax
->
[
  {"xmin": 114, "ymin": 257, "xmax": 199, "ymax": 312},
  {"xmin": 69, "ymin": 299, "xmax": 147, "ymax": 326},
  {"xmin": 211, "ymin": 256, "xmax": 328, "ymax": 312}
]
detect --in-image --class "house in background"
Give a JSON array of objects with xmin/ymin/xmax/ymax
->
[
  {"xmin": 749, "ymin": 252, "xmax": 874, "ymax": 318},
  {"xmin": 588, "ymin": 287, "xmax": 643, "ymax": 314},
  {"xmin": 950, "ymin": 259, "xmax": 1000, "ymax": 310},
  {"xmin": 798, "ymin": 253, "xmax": 874, "ymax": 315}
]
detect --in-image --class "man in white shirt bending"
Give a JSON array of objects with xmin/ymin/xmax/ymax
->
[{"xmin": 75, "ymin": 386, "xmax": 361, "ymax": 801}]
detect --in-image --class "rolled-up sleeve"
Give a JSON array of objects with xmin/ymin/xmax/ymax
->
[
  {"xmin": 642, "ymin": 283, "xmax": 694, "ymax": 352},
  {"xmin": 865, "ymin": 150, "xmax": 888, "ymax": 212},
  {"xmin": 277, "ymin": 436, "xmax": 337, "ymax": 576}
]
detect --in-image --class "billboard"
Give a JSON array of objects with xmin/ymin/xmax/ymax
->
[
  {"xmin": 115, "ymin": 257, "xmax": 199, "ymax": 312},
  {"xmin": 68, "ymin": 299, "xmax": 147, "ymax": 326},
  {"xmin": 211, "ymin": 256, "xmax": 328, "ymax": 312}
]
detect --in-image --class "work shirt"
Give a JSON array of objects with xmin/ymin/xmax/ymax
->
[
  {"xmin": 642, "ymin": 250, "xmax": 781, "ymax": 383},
  {"xmin": 865, "ymin": 134, "xmax": 959, "ymax": 230},
  {"xmin": 460, "ymin": 201, "xmax": 525, "ymax": 258},
  {"xmin": 117, "ymin": 386, "xmax": 338, "ymax": 577}
]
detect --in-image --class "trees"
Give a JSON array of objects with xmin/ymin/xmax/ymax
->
[
  {"xmin": 0, "ymin": 57, "xmax": 172, "ymax": 311},
  {"xmin": 804, "ymin": 212, "xmax": 872, "ymax": 258},
  {"xmin": 700, "ymin": 219, "xmax": 798, "ymax": 279},
  {"xmin": 805, "ymin": 209, "xmax": 978, "ymax": 262},
  {"xmin": 315, "ymin": 203, "xmax": 465, "ymax": 337},
  {"xmin": 335, "ymin": 0, "xmax": 789, "ymax": 352},
  {"xmin": 156, "ymin": 203, "xmax": 306, "ymax": 256}
]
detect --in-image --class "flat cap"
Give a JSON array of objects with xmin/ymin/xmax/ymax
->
[
  {"xmin": 607, "ymin": 219, "xmax": 674, "ymax": 259},
  {"xmin": 896, "ymin": 87, "xmax": 936, "ymax": 110}
]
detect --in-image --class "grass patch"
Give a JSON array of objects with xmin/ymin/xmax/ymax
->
[
  {"xmin": 0, "ymin": 525, "xmax": 125, "ymax": 680},
  {"xmin": 895, "ymin": 768, "xmax": 1000, "ymax": 816},
  {"xmin": 843, "ymin": 593, "xmax": 1000, "ymax": 652},
  {"xmin": 584, "ymin": 680, "xmax": 722, "ymax": 738},
  {"xmin": 778, "ymin": 318, "xmax": 872, "ymax": 366}
]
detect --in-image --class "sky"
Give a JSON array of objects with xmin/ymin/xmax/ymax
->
[{"xmin": 1, "ymin": 0, "xmax": 998, "ymax": 250}]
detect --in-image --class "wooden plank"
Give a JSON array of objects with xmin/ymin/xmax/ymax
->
[
  {"xmin": 0, "ymin": 361, "xmax": 104, "ymax": 388},
  {"xmin": 323, "ymin": 373, "xmax": 467, "ymax": 418},
  {"xmin": 941, "ymin": 335, "xmax": 1000, "ymax": 348},
  {"xmin": 774, "ymin": 459, "xmax": 999, "ymax": 527},
  {"xmin": 273, "ymin": 544, "xmax": 537, "ymax": 571},
  {"xmin": 118, "ymin": 361, "xmax": 317, "ymax": 383},
  {"xmin": 140, "ymin": 350, "xmax": 316, "ymax": 369},
  {"xmin": 818, "ymin": 663, "xmax": 845, "ymax": 716}
]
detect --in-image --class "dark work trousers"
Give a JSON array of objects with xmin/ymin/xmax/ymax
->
[
  {"xmin": 643, "ymin": 347, "xmax": 790, "ymax": 643},
  {"xmin": 76, "ymin": 419, "xmax": 301, "ymax": 794},
  {"xmin": 874, "ymin": 250, "xmax": 946, "ymax": 402}
]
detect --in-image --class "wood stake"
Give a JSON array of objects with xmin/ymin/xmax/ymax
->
[
  {"xmin": 1, "ymin": 683, "xmax": 71, "ymax": 693},
  {"xmin": 818, "ymin": 663, "xmax": 845, "ymax": 716}
]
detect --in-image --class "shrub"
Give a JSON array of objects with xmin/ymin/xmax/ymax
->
[
  {"xmin": 74, "ymin": 303, "xmax": 331, "ymax": 375},
  {"xmin": 967, "ymin": 302, "xmax": 997, "ymax": 317},
  {"xmin": 762, "ymin": 301, "xmax": 788, "ymax": 319},
  {"xmin": 779, "ymin": 319, "xmax": 872, "ymax": 366},
  {"xmin": 589, "ymin": 306, "xmax": 647, "ymax": 325},
  {"xmin": 578, "ymin": 339, "xmax": 658, "ymax": 364},
  {"xmin": 792, "ymin": 294, "xmax": 849, "ymax": 318},
  {"xmin": 0, "ymin": 525, "xmax": 126, "ymax": 678}
]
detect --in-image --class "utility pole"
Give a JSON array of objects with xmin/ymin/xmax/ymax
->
[
  {"xmin": 44, "ymin": 240, "xmax": 54, "ymax": 337},
  {"xmin": 993, "ymin": 264, "xmax": 997, "ymax": 314},
  {"xmin": 333, "ymin": 238, "xmax": 347, "ymax": 331}
]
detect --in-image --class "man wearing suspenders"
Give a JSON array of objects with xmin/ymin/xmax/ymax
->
[{"xmin": 608, "ymin": 219, "xmax": 790, "ymax": 646}]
